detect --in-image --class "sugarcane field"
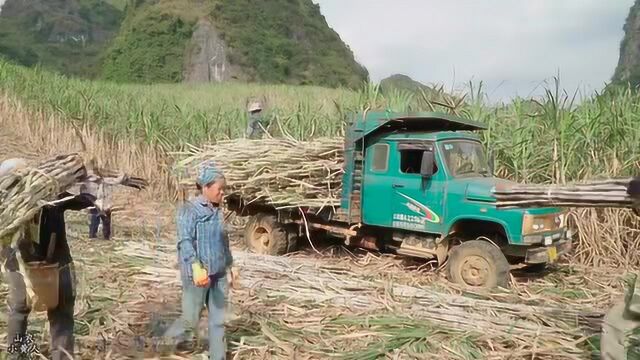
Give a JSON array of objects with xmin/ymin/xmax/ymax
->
[{"xmin": 2, "ymin": 2, "xmax": 640, "ymax": 360}]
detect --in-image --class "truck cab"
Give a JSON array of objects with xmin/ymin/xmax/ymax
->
[{"xmin": 241, "ymin": 111, "xmax": 572, "ymax": 288}]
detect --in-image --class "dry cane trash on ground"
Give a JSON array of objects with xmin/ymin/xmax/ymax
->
[
  {"xmin": 116, "ymin": 239, "xmax": 622, "ymax": 360},
  {"xmin": 0, "ymin": 214, "xmax": 630, "ymax": 360}
]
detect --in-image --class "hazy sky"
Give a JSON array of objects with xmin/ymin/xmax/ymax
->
[{"xmin": 314, "ymin": 0, "xmax": 634, "ymax": 102}]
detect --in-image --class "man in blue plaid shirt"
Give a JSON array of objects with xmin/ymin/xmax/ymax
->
[{"xmin": 164, "ymin": 161, "xmax": 235, "ymax": 360}]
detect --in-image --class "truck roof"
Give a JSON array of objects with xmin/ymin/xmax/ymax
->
[
  {"xmin": 347, "ymin": 111, "xmax": 486, "ymax": 142},
  {"xmin": 383, "ymin": 131, "xmax": 481, "ymax": 142}
]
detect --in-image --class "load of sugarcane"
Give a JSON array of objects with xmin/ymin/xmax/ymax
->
[
  {"xmin": 0, "ymin": 153, "xmax": 148, "ymax": 244},
  {"xmin": 492, "ymin": 177, "xmax": 640, "ymax": 210},
  {"xmin": 173, "ymin": 138, "xmax": 344, "ymax": 208}
]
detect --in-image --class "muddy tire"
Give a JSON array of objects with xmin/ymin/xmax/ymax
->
[
  {"xmin": 447, "ymin": 240, "xmax": 510, "ymax": 288},
  {"xmin": 244, "ymin": 214, "xmax": 289, "ymax": 255}
]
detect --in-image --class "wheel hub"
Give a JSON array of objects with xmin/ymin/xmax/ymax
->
[
  {"xmin": 251, "ymin": 227, "xmax": 270, "ymax": 251},
  {"xmin": 460, "ymin": 255, "xmax": 491, "ymax": 287}
]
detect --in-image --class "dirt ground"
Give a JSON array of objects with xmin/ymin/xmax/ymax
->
[{"xmin": 0, "ymin": 198, "xmax": 632, "ymax": 359}]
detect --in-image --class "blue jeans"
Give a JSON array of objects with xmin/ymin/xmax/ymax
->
[
  {"xmin": 89, "ymin": 208, "xmax": 111, "ymax": 240},
  {"xmin": 164, "ymin": 275, "xmax": 227, "ymax": 360}
]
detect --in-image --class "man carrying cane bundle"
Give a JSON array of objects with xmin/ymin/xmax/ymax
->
[{"xmin": 0, "ymin": 158, "xmax": 96, "ymax": 360}]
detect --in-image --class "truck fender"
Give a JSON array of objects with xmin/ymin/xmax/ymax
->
[
  {"xmin": 437, "ymin": 233, "xmax": 501, "ymax": 264},
  {"xmin": 446, "ymin": 216, "xmax": 511, "ymax": 245}
]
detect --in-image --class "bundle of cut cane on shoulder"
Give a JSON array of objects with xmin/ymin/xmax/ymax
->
[
  {"xmin": 173, "ymin": 138, "xmax": 344, "ymax": 209},
  {"xmin": 492, "ymin": 178, "xmax": 640, "ymax": 211},
  {"xmin": 0, "ymin": 153, "xmax": 150, "ymax": 245},
  {"xmin": 0, "ymin": 154, "xmax": 87, "ymax": 242}
]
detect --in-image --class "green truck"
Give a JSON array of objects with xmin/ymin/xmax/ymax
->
[{"xmin": 231, "ymin": 111, "xmax": 572, "ymax": 288}]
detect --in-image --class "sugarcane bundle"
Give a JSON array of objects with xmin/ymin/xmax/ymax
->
[
  {"xmin": 173, "ymin": 138, "xmax": 344, "ymax": 208},
  {"xmin": 492, "ymin": 178, "xmax": 639, "ymax": 209},
  {"xmin": 0, "ymin": 154, "xmax": 87, "ymax": 241},
  {"xmin": 0, "ymin": 153, "xmax": 150, "ymax": 244}
]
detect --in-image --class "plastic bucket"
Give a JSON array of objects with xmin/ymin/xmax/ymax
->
[{"xmin": 23, "ymin": 261, "xmax": 59, "ymax": 311}]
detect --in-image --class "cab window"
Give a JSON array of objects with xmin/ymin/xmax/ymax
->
[
  {"xmin": 370, "ymin": 143, "xmax": 389, "ymax": 172},
  {"xmin": 400, "ymin": 150, "xmax": 423, "ymax": 174},
  {"xmin": 400, "ymin": 150, "xmax": 438, "ymax": 175}
]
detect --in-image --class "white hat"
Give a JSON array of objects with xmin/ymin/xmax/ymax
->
[
  {"xmin": 0, "ymin": 158, "xmax": 27, "ymax": 177},
  {"xmin": 248, "ymin": 101, "xmax": 262, "ymax": 112}
]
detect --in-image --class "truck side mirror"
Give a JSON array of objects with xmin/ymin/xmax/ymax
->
[{"xmin": 420, "ymin": 151, "xmax": 434, "ymax": 178}]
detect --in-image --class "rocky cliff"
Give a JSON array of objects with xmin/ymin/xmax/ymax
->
[
  {"xmin": 613, "ymin": 0, "xmax": 640, "ymax": 87},
  {"xmin": 183, "ymin": 19, "xmax": 238, "ymax": 83}
]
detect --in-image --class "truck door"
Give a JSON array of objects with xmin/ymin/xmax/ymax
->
[
  {"xmin": 390, "ymin": 142, "xmax": 447, "ymax": 234},
  {"xmin": 361, "ymin": 141, "xmax": 394, "ymax": 227}
]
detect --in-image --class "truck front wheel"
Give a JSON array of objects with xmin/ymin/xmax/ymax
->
[
  {"xmin": 244, "ymin": 214, "xmax": 292, "ymax": 255},
  {"xmin": 447, "ymin": 240, "xmax": 510, "ymax": 288}
]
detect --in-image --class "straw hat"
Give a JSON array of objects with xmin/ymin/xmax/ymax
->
[{"xmin": 247, "ymin": 101, "xmax": 262, "ymax": 113}]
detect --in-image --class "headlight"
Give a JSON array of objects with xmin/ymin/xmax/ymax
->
[{"xmin": 522, "ymin": 213, "xmax": 564, "ymax": 235}]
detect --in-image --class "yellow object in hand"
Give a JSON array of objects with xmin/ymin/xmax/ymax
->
[{"xmin": 191, "ymin": 262, "xmax": 209, "ymax": 287}]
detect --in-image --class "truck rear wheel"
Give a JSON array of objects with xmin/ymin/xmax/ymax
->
[
  {"xmin": 244, "ymin": 214, "xmax": 292, "ymax": 255},
  {"xmin": 447, "ymin": 240, "xmax": 510, "ymax": 288}
]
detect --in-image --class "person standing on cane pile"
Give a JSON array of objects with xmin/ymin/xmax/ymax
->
[
  {"xmin": 245, "ymin": 101, "xmax": 269, "ymax": 139},
  {"xmin": 0, "ymin": 158, "xmax": 96, "ymax": 360},
  {"xmin": 163, "ymin": 161, "xmax": 237, "ymax": 360}
]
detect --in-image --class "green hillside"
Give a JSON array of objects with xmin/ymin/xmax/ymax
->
[
  {"xmin": 101, "ymin": 1, "xmax": 197, "ymax": 83},
  {"xmin": 0, "ymin": 0, "xmax": 123, "ymax": 78},
  {"xmin": 0, "ymin": 0, "xmax": 368, "ymax": 88},
  {"xmin": 211, "ymin": 0, "xmax": 368, "ymax": 88},
  {"xmin": 380, "ymin": 74, "xmax": 433, "ymax": 93}
]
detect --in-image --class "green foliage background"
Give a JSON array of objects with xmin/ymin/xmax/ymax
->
[
  {"xmin": 0, "ymin": 0, "xmax": 368, "ymax": 87},
  {"xmin": 211, "ymin": 0, "xmax": 368, "ymax": 88}
]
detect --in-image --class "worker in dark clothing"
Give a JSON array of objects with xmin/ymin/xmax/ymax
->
[{"xmin": 1, "ymin": 159, "xmax": 95, "ymax": 360}]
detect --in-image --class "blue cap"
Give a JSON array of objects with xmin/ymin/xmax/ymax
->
[{"xmin": 196, "ymin": 161, "xmax": 224, "ymax": 186}]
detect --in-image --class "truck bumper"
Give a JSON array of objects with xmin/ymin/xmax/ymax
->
[{"xmin": 524, "ymin": 238, "xmax": 572, "ymax": 264}]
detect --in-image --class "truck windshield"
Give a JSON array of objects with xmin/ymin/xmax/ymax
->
[{"xmin": 440, "ymin": 140, "xmax": 490, "ymax": 178}]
